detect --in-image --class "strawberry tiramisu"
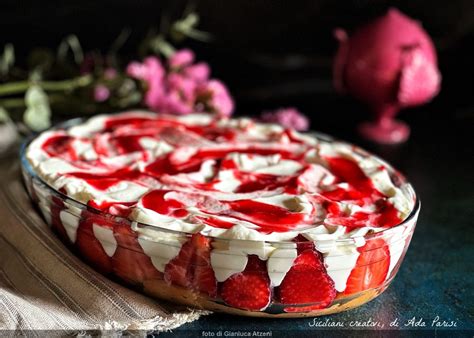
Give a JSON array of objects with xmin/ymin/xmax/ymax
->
[{"xmin": 23, "ymin": 111, "xmax": 419, "ymax": 316}]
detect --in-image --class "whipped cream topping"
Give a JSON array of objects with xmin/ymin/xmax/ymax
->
[{"xmin": 26, "ymin": 111, "xmax": 416, "ymax": 289}]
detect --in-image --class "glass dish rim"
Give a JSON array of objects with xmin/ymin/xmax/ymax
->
[{"xmin": 20, "ymin": 115, "xmax": 421, "ymax": 245}]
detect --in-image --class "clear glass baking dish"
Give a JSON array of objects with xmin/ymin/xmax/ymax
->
[{"xmin": 20, "ymin": 118, "xmax": 420, "ymax": 318}]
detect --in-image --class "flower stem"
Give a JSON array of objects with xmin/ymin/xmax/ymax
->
[
  {"xmin": 0, "ymin": 74, "xmax": 93, "ymax": 96},
  {"xmin": 0, "ymin": 82, "xmax": 30, "ymax": 96},
  {"xmin": 42, "ymin": 75, "xmax": 93, "ymax": 91},
  {"xmin": 0, "ymin": 97, "xmax": 25, "ymax": 108},
  {"xmin": 0, "ymin": 93, "xmax": 68, "ymax": 109}
]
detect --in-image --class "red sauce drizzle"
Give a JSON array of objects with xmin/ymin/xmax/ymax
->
[
  {"xmin": 225, "ymin": 200, "xmax": 308, "ymax": 232},
  {"xmin": 41, "ymin": 135, "xmax": 77, "ymax": 160},
  {"xmin": 66, "ymin": 168, "xmax": 142, "ymax": 190},
  {"xmin": 322, "ymin": 157, "xmax": 401, "ymax": 228},
  {"xmin": 141, "ymin": 190, "xmax": 188, "ymax": 218},
  {"xmin": 40, "ymin": 113, "xmax": 404, "ymax": 233},
  {"xmin": 110, "ymin": 132, "xmax": 156, "ymax": 154},
  {"xmin": 104, "ymin": 116, "xmax": 157, "ymax": 130}
]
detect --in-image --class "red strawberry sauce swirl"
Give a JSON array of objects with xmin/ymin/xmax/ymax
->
[{"xmin": 31, "ymin": 112, "xmax": 405, "ymax": 235}]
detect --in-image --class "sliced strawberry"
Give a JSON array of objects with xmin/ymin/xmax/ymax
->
[
  {"xmin": 164, "ymin": 234, "xmax": 217, "ymax": 296},
  {"xmin": 192, "ymin": 264, "xmax": 217, "ymax": 297},
  {"xmin": 220, "ymin": 256, "xmax": 271, "ymax": 311},
  {"xmin": 189, "ymin": 234, "xmax": 217, "ymax": 297},
  {"xmin": 292, "ymin": 249, "xmax": 324, "ymax": 269},
  {"xmin": 75, "ymin": 211, "xmax": 113, "ymax": 274},
  {"xmin": 164, "ymin": 237, "xmax": 194, "ymax": 288},
  {"xmin": 344, "ymin": 238, "xmax": 390, "ymax": 295},
  {"xmin": 50, "ymin": 195, "xmax": 69, "ymax": 243},
  {"xmin": 294, "ymin": 234, "xmax": 315, "ymax": 254},
  {"xmin": 112, "ymin": 224, "xmax": 162, "ymax": 285},
  {"xmin": 278, "ymin": 250, "xmax": 336, "ymax": 312}
]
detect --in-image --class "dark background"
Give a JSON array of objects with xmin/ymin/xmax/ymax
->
[
  {"xmin": 1, "ymin": 0, "xmax": 473, "ymax": 333},
  {"xmin": 1, "ymin": 0, "xmax": 473, "ymax": 130}
]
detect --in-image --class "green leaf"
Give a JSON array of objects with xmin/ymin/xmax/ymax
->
[
  {"xmin": 0, "ymin": 43, "xmax": 15, "ymax": 75},
  {"xmin": 117, "ymin": 79, "xmax": 137, "ymax": 96},
  {"xmin": 116, "ymin": 91, "xmax": 142, "ymax": 108},
  {"xmin": 0, "ymin": 107, "xmax": 10, "ymax": 123},
  {"xmin": 23, "ymin": 86, "xmax": 51, "ymax": 131},
  {"xmin": 29, "ymin": 69, "xmax": 42, "ymax": 82},
  {"xmin": 57, "ymin": 35, "xmax": 84, "ymax": 64},
  {"xmin": 149, "ymin": 35, "xmax": 175, "ymax": 58},
  {"xmin": 25, "ymin": 85, "xmax": 48, "ymax": 106},
  {"xmin": 171, "ymin": 13, "xmax": 211, "ymax": 42},
  {"xmin": 109, "ymin": 28, "xmax": 132, "ymax": 56}
]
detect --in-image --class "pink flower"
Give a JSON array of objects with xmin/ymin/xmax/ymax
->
[
  {"xmin": 143, "ymin": 81, "xmax": 166, "ymax": 111},
  {"xmin": 196, "ymin": 80, "xmax": 234, "ymax": 117},
  {"xmin": 261, "ymin": 108, "xmax": 309, "ymax": 131},
  {"xmin": 93, "ymin": 85, "xmax": 110, "ymax": 102},
  {"xmin": 126, "ymin": 50, "xmax": 234, "ymax": 117},
  {"xmin": 167, "ymin": 73, "xmax": 197, "ymax": 102},
  {"xmin": 169, "ymin": 49, "xmax": 194, "ymax": 68},
  {"xmin": 184, "ymin": 63, "xmax": 210, "ymax": 82},
  {"xmin": 163, "ymin": 90, "xmax": 194, "ymax": 115},
  {"xmin": 126, "ymin": 56, "xmax": 165, "ymax": 82},
  {"xmin": 126, "ymin": 61, "xmax": 145, "ymax": 78},
  {"xmin": 127, "ymin": 56, "xmax": 167, "ymax": 110}
]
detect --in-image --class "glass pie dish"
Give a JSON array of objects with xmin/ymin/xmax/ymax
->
[{"xmin": 20, "ymin": 115, "xmax": 420, "ymax": 318}]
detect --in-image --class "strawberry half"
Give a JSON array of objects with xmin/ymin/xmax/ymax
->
[
  {"xmin": 220, "ymin": 255, "xmax": 271, "ymax": 311},
  {"xmin": 278, "ymin": 250, "xmax": 336, "ymax": 312},
  {"xmin": 112, "ymin": 224, "xmax": 162, "ymax": 285},
  {"xmin": 75, "ymin": 210, "xmax": 113, "ymax": 274},
  {"xmin": 344, "ymin": 238, "xmax": 390, "ymax": 295},
  {"xmin": 164, "ymin": 234, "xmax": 217, "ymax": 297}
]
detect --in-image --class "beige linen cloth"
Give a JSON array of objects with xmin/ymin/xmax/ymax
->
[{"xmin": 0, "ymin": 157, "xmax": 209, "ymax": 334}]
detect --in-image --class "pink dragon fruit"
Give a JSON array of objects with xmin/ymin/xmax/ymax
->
[{"xmin": 334, "ymin": 8, "xmax": 441, "ymax": 144}]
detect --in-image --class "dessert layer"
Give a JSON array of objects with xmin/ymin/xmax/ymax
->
[{"xmin": 26, "ymin": 111, "xmax": 416, "ymax": 290}]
